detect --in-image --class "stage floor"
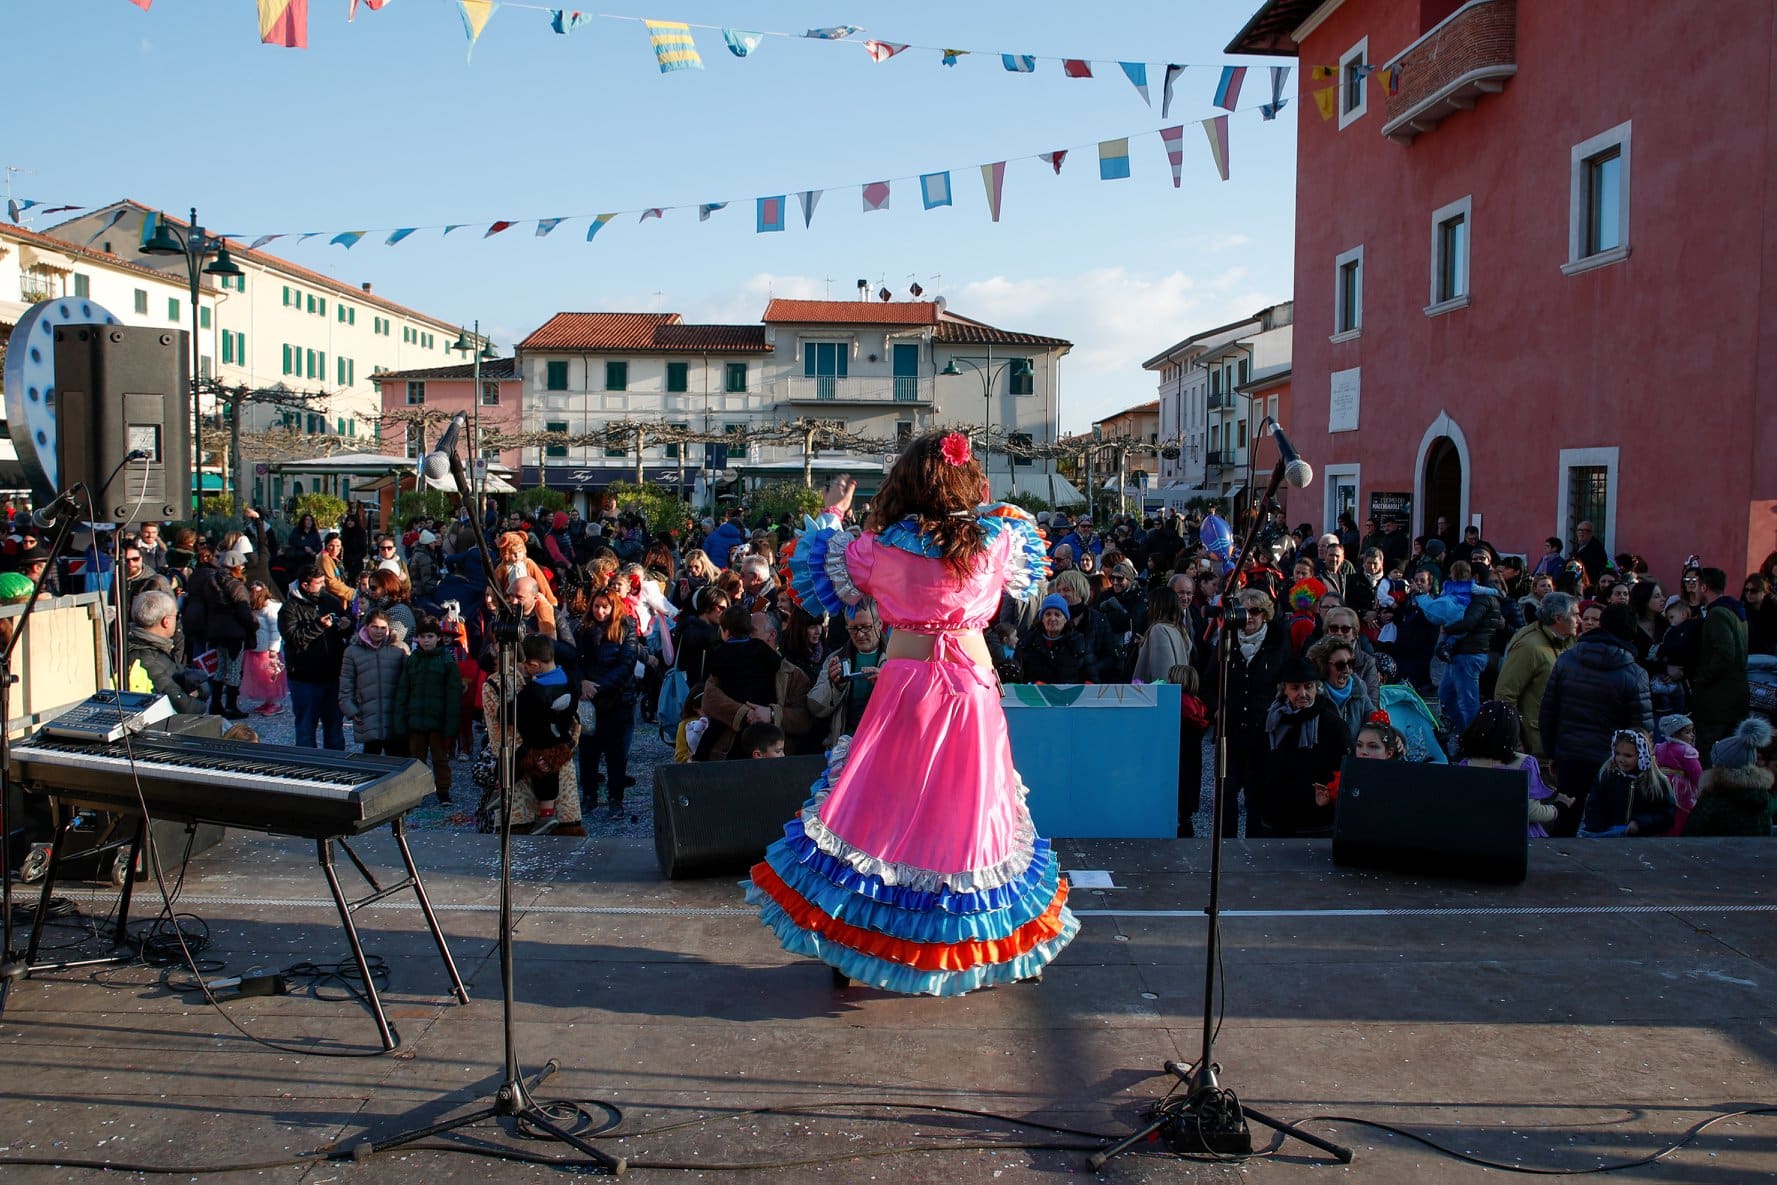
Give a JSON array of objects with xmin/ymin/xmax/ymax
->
[{"xmin": 2, "ymin": 831, "xmax": 1776, "ymax": 1182}]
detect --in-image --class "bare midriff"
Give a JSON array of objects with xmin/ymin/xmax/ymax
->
[{"xmin": 884, "ymin": 628, "xmax": 993, "ymax": 668}]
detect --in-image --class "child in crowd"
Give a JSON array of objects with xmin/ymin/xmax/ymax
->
[
  {"xmin": 240, "ymin": 580, "xmax": 286, "ymax": 715},
  {"xmin": 740, "ymin": 721, "xmax": 786, "ymax": 758},
  {"xmin": 1654, "ymin": 713, "xmax": 1704, "ymax": 834},
  {"xmin": 1314, "ymin": 710, "xmax": 1406, "ymax": 810},
  {"xmin": 675, "ymin": 686, "xmax": 707, "ymax": 764},
  {"xmin": 1457, "ymin": 700, "xmax": 1569, "ymax": 837},
  {"xmin": 514, "ymin": 633, "xmax": 577, "ymax": 819},
  {"xmin": 1168, "ymin": 664, "xmax": 1209, "ymax": 838},
  {"xmin": 1285, "ymin": 579, "xmax": 1325, "ymax": 655},
  {"xmin": 1684, "ymin": 717, "xmax": 1776, "ymax": 837},
  {"xmin": 395, "ymin": 616, "xmax": 464, "ymax": 805},
  {"xmin": 1580, "ymin": 728, "xmax": 1675, "ymax": 837}
]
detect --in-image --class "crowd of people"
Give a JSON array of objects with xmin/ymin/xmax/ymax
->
[{"xmin": 4, "ymin": 489, "xmax": 1773, "ymax": 846}]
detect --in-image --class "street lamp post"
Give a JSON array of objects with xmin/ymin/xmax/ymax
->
[
  {"xmin": 140, "ymin": 208, "xmax": 242, "ymax": 520},
  {"xmin": 941, "ymin": 347, "xmax": 1017, "ymax": 494},
  {"xmin": 452, "ymin": 321, "xmax": 499, "ymax": 512}
]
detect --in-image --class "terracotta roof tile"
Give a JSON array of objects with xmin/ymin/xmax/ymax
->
[
  {"xmin": 0, "ymin": 221, "xmax": 220, "ymax": 292},
  {"xmin": 518, "ymin": 312, "xmax": 769, "ymax": 353},
  {"xmin": 763, "ymin": 299, "xmax": 939, "ymax": 326},
  {"xmin": 370, "ymin": 357, "xmax": 519, "ymax": 383},
  {"xmin": 933, "ymin": 314, "xmax": 1071, "ymax": 349}
]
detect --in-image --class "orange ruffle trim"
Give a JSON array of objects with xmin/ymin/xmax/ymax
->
[{"xmin": 750, "ymin": 861, "xmax": 1071, "ymax": 971}]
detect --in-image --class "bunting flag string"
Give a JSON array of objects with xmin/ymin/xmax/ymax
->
[
  {"xmin": 1212, "ymin": 65, "xmax": 1245, "ymax": 112},
  {"xmin": 1062, "ymin": 59, "xmax": 1093, "ymax": 78},
  {"xmin": 863, "ymin": 40, "xmax": 907, "ymax": 63},
  {"xmin": 257, "ymin": 0, "xmax": 308, "ymax": 49},
  {"xmin": 646, "ymin": 19, "xmax": 701, "ymax": 72},
  {"xmin": 1161, "ymin": 64, "xmax": 1186, "ymax": 118},
  {"xmin": 549, "ymin": 9, "xmax": 590, "ymax": 34},
  {"xmin": 1001, "ymin": 54, "xmax": 1036, "ymax": 74},
  {"xmin": 941, "ymin": 48, "xmax": 967, "ymax": 67},
  {"xmin": 83, "ymin": 208, "xmax": 127, "ymax": 245},
  {"xmin": 458, "ymin": 0, "xmax": 498, "ymax": 59},
  {"xmin": 1260, "ymin": 65, "xmax": 1290, "ymax": 120},
  {"xmin": 94, "ymin": 97, "xmax": 1293, "ymax": 253},
  {"xmin": 722, "ymin": 28, "xmax": 762, "ymax": 57},
  {"xmin": 1119, "ymin": 61, "xmax": 1149, "ymax": 106}
]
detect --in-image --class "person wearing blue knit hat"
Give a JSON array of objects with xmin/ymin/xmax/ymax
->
[{"xmin": 1014, "ymin": 593, "xmax": 1088, "ymax": 683}]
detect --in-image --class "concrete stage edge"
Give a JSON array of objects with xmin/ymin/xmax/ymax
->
[{"xmin": 2, "ymin": 831, "xmax": 1775, "ymax": 1183}]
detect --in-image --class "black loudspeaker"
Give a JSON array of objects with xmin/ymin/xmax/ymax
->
[
  {"xmin": 52, "ymin": 324, "xmax": 190, "ymax": 523},
  {"xmin": 653, "ymin": 754, "xmax": 823, "ymax": 879},
  {"xmin": 1332, "ymin": 757, "xmax": 1529, "ymax": 883}
]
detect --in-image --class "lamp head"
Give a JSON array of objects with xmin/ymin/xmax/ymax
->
[
  {"xmin": 139, "ymin": 214, "xmax": 184, "ymax": 256},
  {"xmin": 203, "ymin": 243, "xmax": 243, "ymax": 277},
  {"xmin": 451, "ymin": 329, "xmax": 474, "ymax": 354},
  {"xmin": 480, "ymin": 343, "xmax": 499, "ymax": 360},
  {"xmin": 940, "ymin": 359, "xmax": 961, "ymax": 377}
]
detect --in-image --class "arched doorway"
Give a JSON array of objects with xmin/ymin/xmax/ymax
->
[{"xmin": 1422, "ymin": 437, "xmax": 1462, "ymax": 538}]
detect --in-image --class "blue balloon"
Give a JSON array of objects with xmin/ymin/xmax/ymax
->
[{"xmin": 1200, "ymin": 512, "xmax": 1233, "ymax": 559}]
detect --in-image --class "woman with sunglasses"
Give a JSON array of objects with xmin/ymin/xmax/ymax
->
[{"xmin": 1307, "ymin": 634, "xmax": 1376, "ymax": 744}]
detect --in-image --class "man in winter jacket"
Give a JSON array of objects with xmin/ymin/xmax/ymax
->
[
  {"xmin": 126, "ymin": 590, "xmax": 204, "ymax": 715},
  {"xmin": 1494, "ymin": 591, "xmax": 1578, "ymax": 760},
  {"xmin": 1539, "ymin": 602, "xmax": 1654, "ymax": 835},
  {"xmin": 280, "ymin": 566, "xmax": 353, "ymax": 749},
  {"xmin": 1691, "ymin": 567, "xmax": 1750, "ymax": 763},
  {"xmin": 1246, "ymin": 656, "xmax": 1350, "ymax": 838}
]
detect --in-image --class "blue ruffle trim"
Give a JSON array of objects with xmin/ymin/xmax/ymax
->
[
  {"xmin": 771, "ymin": 820, "xmax": 1052, "ymax": 913},
  {"xmin": 785, "ymin": 525, "xmax": 849, "ymax": 617},
  {"xmin": 764, "ymin": 841, "xmax": 1062, "ymax": 942},
  {"xmin": 747, "ymin": 886, "xmax": 1081, "ymax": 997}
]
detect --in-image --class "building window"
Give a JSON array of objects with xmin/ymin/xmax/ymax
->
[
  {"xmin": 663, "ymin": 422, "xmax": 688, "ymax": 460},
  {"xmin": 1339, "ymin": 37, "xmax": 1369, "ymax": 129},
  {"xmin": 897, "ymin": 420, "xmax": 915, "ymax": 449},
  {"xmin": 199, "ymin": 355, "xmax": 212, "ymax": 380},
  {"xmin": 1009, "ymin": 431, "xmax": 1033, "ymax": 466},
  {"xmin": 605, "ymin": 361, "xmax": 628, "ymax": 391},
  {"xmin": 1010, "ymin": 358, "xmax": 1034, "ymax": 395},
  {"xmin": 666, "ymin": 362, "xmax": 689, "ymax": 393},
  {"xmin": 482, "ymin": 381, "xmax": 500, "ymax": 406},
  {"xmin": 1567, "ymin": 122, "xmax": 1631, "ymax": 273},
  {"xmin": 406, "ymin": 381, "xmax": 425, "ymax": 405},
  {"xmin": 725, "ymin": 362, "xmax": 748, "ymax": 393},
  {"xmin": 199, "ymin": 306, "xmax": 211, "ymax": 330},
  {"xmin": 545, "ymin": 420, "xmax": 569, "ymax": 459},
  {"xmin": 1333, "ymin": 245, "xmax": 1364, "ymax": 338},
  {"xmin": 73, "ymin": 273, "xmax": 90, "ymax": 298},
  {"xmin": 1559, "ymin": 447, "xmax": 1619, "ymax": 555},
  {"xmin": 1428, "ymin": 195, "xmax": 1472, "ymax": 312},
  {"xmin": 406, "ymin": 427, "xmax": 422, "ymax": 458},
  {"xmin": 166, "ymin": 296, "xmax": 179, "ymax": 320},
  {"xmin": 803, "ymin": 341, "xmax": 848, "ymax": 398},
  {"xmin": 546, "ymin": 360, "xmax": 570, "ymax": 391}
]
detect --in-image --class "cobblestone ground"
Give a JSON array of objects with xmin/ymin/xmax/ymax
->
[{"xmin": 244, "ymin": 694, "xmax": 1216, "ymax": 841}]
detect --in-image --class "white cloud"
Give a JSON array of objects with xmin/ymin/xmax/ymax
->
[{"xmin": 689, "ymin": 272, "xmax": 827, "ymax": 324}]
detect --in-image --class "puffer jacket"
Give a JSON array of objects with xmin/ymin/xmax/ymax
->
[
  {"xmin": 580, "ymin": 615, "xmax": 642, "ymax": 705},
  {"xmin": 1539, "ymin": 630, "xmax": 1653, "ymax": 764},
  {"xmin": 339, "ymin": 633, "xmax": 411, "ymax": 741},
  {"xmin": 202, "ymin": 570, "xmax": 256, "ymax": 646},
  {"xmin": 1692, "ymin": 597, "xmax": 1750, "ymax": 728},
  {"xmin": 1224, "ymin": 622, "xmax": 1290, "ymax": 746},
  {"xmin": 394, "ymin": 644, "xmax": 463, "ymax": 736}
]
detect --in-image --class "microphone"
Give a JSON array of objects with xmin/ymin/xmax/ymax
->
[
  {"xmin": 421, "ymin": 412, "xmax": 468, "ymax": 481},
  {"xmin": 1269, "ymin": 423, "xmax": 1314, "ymax": 489},
  {"xmin": 31, "ymin": 486, "xmax": 85, "ymax": 531}
]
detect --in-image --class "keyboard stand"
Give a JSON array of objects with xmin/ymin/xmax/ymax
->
[{"xmin": 21, "ymin": 810, "xmax": 468, "ymax": 1052}]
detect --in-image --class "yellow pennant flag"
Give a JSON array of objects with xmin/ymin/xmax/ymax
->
[
  {"xmin": 459, "ymin": 0, "xmax": 499, "ymax": 61},
  {"xmin": 1313, "ymin": 86, "xmax": 1338, "ymax": 120}
]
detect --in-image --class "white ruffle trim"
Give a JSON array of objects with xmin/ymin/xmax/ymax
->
[
  {"xmin": 824, "ymin": 533, "xmax": 863, "ymax": 606},
  {"xmin": 798, "ymin": 762, "xmax": 1040, "ymax": 894}
]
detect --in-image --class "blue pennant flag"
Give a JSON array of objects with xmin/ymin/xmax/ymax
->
[
  {"xmin": 723, "ymin": 28, "xmax": 763, "ymax": 56},
  {"xmin": 549, "ymin": 10, "xmax": 590, "ymax": 34},
  {"xmin": 1002, "ymin": 53, "xmax": 1036, "ymax": 73}
]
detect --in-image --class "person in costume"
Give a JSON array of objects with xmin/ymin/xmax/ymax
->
[{"xmin": 746, "ymin": 430, "xmax": 1080, "ymax": 996}]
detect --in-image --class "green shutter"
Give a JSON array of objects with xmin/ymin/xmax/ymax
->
[
  {"xmin": 282, "ymin": 344, "xmax": 291, "ymax": 375},
  {"xmin": 666, "ymin": 362, "xmax": 688, "ymax": 392},
  {"xmin": 200, "ymin": 306, "xmax": 211, "ymax": 329}
]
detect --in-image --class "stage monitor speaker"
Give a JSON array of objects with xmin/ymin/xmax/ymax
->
[
  {"xmin": 1332, "ymin": 757, "xmax": 1528, "ymax": 883},
  {"xmin": 653, "ymin": 754, "xmax": 823, "ymax": 879},
  {"xmin": 52, "ymin": 325, "xmax": 190, "ymax": 523}
]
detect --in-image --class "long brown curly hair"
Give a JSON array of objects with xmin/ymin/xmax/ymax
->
[{"xmin": 866, "ymin": 430, "xmax": 988, "ymax": 579}]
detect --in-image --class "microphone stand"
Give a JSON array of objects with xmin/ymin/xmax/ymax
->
[
  {"xmin": 1090, "ymin": 456, "xmax": 1352, "ymax": 1170},
  {"xmin": 349, "ymin": 449, "xmax": 625, "ymax": 1174},
  {"xmin": 0, "ymin": 494, "xmax": 86, "ymax": 1014}
]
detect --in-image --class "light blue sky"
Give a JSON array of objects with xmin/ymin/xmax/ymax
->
[{"xmin": 6, "ymin": 0, "xmax": 1297, "ymax": 430}]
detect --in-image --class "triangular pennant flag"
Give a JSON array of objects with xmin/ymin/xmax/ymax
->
[
  {"xmin": 646, "ymin": 20, "xmax": 702, "ymax": 72},
  {"xmin": 919, "ymin": 171, "xmax": 953, "ymax": 210},
  {"xmin": 1260, "ymin": 65, "xmax": 1291, "ymax": 120},
  {"xmin": 1119, "ymin": 61, "xmax": 1150, "ymax": 105},
  {"xmin": 1352, "ymin": 63, "xmax": 1380, "ymax": 79},
  {"xmin": 1213, "ymin": 65, "xmax": 1247, "ymax": 111},
  {"xmin": 329, "ymin": 230, "xmax": 366, "ymax": 249},
  {"xmin": 7, "ymin": 199, "xmax": 34, "ymax": 223},
  {"xmin": 722, "ymin": 28, "xmax": 762, "ymax": 57},
  {"xmin": 941, "ymin": 48, "xmax": 967, "ymax": 67},
  {"xmin": 862, "ymin": 181, "xmax": 891, "ymax": 212},
  {"xmin": 257, "ymin": 0, "xmax": 308, "ymax": 49},
  {"xmin": 138, "ymin": 209, "xmax": 160, "ymax": 246},
  {"xmin": 1001, "ymin": 54, "xmax": 1036, "ymax": 73},
  {"xmin": 128, "ymin": 0, "xmax": 152, "ymax": 8},
  {"xmin": 1161, "ymin": 64, "xmax": 1185, "ymax": 118},
  {"xmin": 298, "ymin": 232, "xmax": 323, "ymax": 243},
  {"xmin": 1310, "ymin": 65, "xmax": 1338, "ymax": 80},
  {"xmin": 586, "ymin": 213, "xmax": 616, "ymax": 241},
  {"xmin": 699, "ymin": 202, "xmax": 728, "ymax": 222},
  {"xmin": 549, "ymin": 10, "xmax": 590, "ymax": 34},
  {"xmin": 84, "ymin": 209, "xmax": 128, "ymax": 246},
  {"xmin": 804, "ymin": 26, "xmax": 859, "ymax": 39},
  {"xmin": 249, "ymin": 233, "xmax": 284, "ymax": 250},
  {"xmin": 979, "ymin": 162, "xmax": 1005, "ymax": 223},
  {"xmin": 458, "ymin": 0, "xmax": 498, "ymax": 60},
  {"xmin": 863, "ymin": 40, "xmax": 907, "ymax": 63},
  {"xmin": 443, "ymin": 224, "xmax": 469, "ymax": 235},
  {"xmin": 1313, "ymin": 85, "xmax": 1337, "ymax": 120},
  {"xmin": 1043, "ymin": 150, "xmax": 1068, "ymax": 175},
  {"xmin": 639, "ymin": 208, "xmax": 664, "ymax": 223},
  {"xmin": 41, "ymin": 205, "xmax": 82, "ymax": 215},
  {"xmin": 1160, "ymin": 125, "xmax": 1184, "ymax": 188},
  {"xmin": 484, "ymin": 220, "xmax": 516, "ymax": 237},
  {"xmin": 385, "ymin": 227, "xmax": 417, "ymax": 246},
  {"xmin": 1202, "ymin": 115, "xmax": 1230, "ymax": 182},
  {"xmin": 349, "ymin": 0, "xmax": 389, "ymax": 19},
  {"xmin": 756, "ymin": 196, "xmax": 785, "ymax": 233},
  {"xmin": 1381, "ymin": 64, "xmax": 1403, "ymax": 93},
  {"xmin": 535, "ymin": 218, "xmax": 564, "ymax": 236},
  {"xmin": 798, "ymin": 190, "xmax": 821, "ymax": 228},
  {"xmin": 1062, "ymin": 59, "xmax": 1093, "ymax": 78},
  {"xmin": 1098, "ymin": 138, "xmax": 1131, "ymax": 181}
]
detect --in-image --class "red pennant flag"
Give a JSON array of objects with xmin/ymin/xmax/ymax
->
[
  {"xmin": 257, "ymin": 0, "xmax": 309, "ymax": 49},
  {"xmin": 1062, "ymin": 59, "xmax": 1093, "ymax": 78},
  {"xmin": 128, "ymin": 0, "xmax": 152, "ymax": 9},
  {"xmin": 1043, "ymin": 150, "xmax": 1068, "ymax": 175},
  {"xmin": 484, "ymin": 220, "xmax": 516, "ymax": 237}
]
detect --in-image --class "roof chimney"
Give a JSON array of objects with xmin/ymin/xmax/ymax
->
[{"xmin": 360, "ymin": 281, "xmax": 373, "ymax": 293}]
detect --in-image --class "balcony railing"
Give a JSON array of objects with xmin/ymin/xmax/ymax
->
[
  {"xmin": 778, "ymin": 375, "xmax": 933, "ymax": 405},
  {"xmin": 1381, "ymin": 0, "xmax": 1517, "ymax": 145},
  {"xmin": 1205, "ymin": 449, "xmax": 1228, "ymax": 469}
]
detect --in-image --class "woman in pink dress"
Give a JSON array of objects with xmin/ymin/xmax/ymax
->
[{"xmin": 746, "ymin": 430, "xmax": 1080, "ymax": 995}]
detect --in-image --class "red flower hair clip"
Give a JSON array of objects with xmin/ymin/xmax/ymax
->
[{"xmin": 939, "ymin": 432, "xmax": 973, "ymax": 467}]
